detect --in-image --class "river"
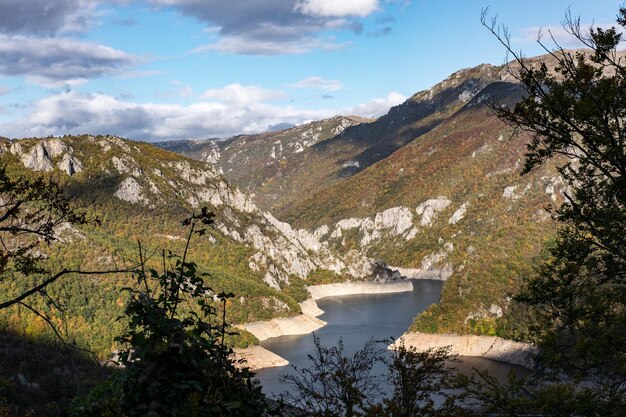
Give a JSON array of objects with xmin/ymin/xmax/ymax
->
[{"xmin": 255, "ymin": 279, "xmax": 527, "ymax": 397}]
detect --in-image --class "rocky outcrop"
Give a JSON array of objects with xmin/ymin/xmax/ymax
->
[
  {"xmin": 449, "ymin": 202, "xmax": 469, "ymax": 225},
  {"xmin": 503, "ymin": 183, "xmax": 532, "ymax": 201},
  {"xmin": 370, "ymin": 261, "xmax": 402, "ymax": 282},
  {"xmin": 6, "ymin": 139, "xmax": 83, "ymax": 175},
  {"xmin": 58, "ymin": 153, "xmax": 83, "ymax": 175},
  {"xmin": 327, "ymin": 206, "xmax": 418, "ymax": 247},
  {"xmin": 392, "ymin": 332, "xmax": 538, "ymax": 369},
  {"xmin": 21, "ymin": 143, "xmax": 54, "ymax": 172},
  {"xmin": 416, "ymin": 197, "xmax": 451, "ymax": 226},
  {"xmin": 232, "ymin": 345, "xmax": 289, "ymax": 370},
  {"xmin": 114, "ymin": 177, "xmax": 149, "ymax": 205}
]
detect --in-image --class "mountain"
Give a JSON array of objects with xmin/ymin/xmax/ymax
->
[
  {"xmin": 157, "ymin": 115, "xmax": 371, "ymax": 211},
  {"xmin": 161, "ymin": 57, "xmax": 576, "ymax": 340},
  {"xmin": 0, "ymin": 52, "xmax": 588, "ymax": 356},
  {"xmin": 0, "ymin": 135, "xmax": 382, "ymax": 355}
]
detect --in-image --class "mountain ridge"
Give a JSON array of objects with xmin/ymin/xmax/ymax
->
[{"xmin": 160, "ymin": 55, "xmax": 574, "ymax": 339}]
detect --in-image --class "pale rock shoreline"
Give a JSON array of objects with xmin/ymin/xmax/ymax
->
[
  {"xmin": 234, "ymin": 281, "xmax": 538, "ymax": 371},
  {"xmin": 392, "ymin": 332, "xmax": 538, "ymax": 369},
  {"xmin": 232, "ymin": 345, "xmax": 289, "ymax": 370}
]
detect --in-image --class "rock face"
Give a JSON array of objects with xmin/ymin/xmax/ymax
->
[
  {"xmin": 21, "ymin": 143, "xmax": 54, "ymax": 172},
  {"xmin": 416, "ymin": 197, "xmax": 452, "ymax": 226},
  {"xmin": 311, "ymin": 201, "xmax": 458, "ymax": 279},
  {"xmin": 2, "ymin": 135, "xmax": 382, "ymax": 298},
  {"xmin": 114, "ymin": 177, "xmax": 148, "ymax": 205},
  {"xmin": 58, "ymin": 154, "xmax": 83, "ymax": 175},
  {"xmin": 449, "ymin": 202, "xmax": 469, "ymax": 225},
  {"xmin": 326, "ymin": 204, "xmax": 422, "ymax": 247},
  {"xmin": 393, "ymin": 332, "xmax": 538, "ymax": 369},
  {"xmin": 5, "ymin": 139, "xmax": 83, "ymax": 175},
  {"xmin": 370, "ymin": 261, "xmax": 402, "ymax": 282}
]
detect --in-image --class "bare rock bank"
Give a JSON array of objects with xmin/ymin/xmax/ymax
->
[
  {"xmin": 232, "ymin": 345, "xmax": 289, "ymax": 371},
  {"xmin": 307, "ymin": 280, "xmax": 413, "ymax": 300},
  {"xmin": 392, "ymin": 331, "xmax": 538, "ymax": 369}
]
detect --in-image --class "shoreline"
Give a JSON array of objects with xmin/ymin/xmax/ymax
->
[
  {"xmin": 391, "ymin": 331, "xmax": 539, "ymax": 369},
  {"xmin": 234, "ymin": 280, "xmax": 414, "ymax": 370},
  {"xmin": 235, "ymin": 281, "xmax": 538, "ymax": 371}
]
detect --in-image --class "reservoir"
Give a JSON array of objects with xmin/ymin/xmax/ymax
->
[{"xmin": 255, "ymin": 279, "xmax": 526, "ymax": 397}]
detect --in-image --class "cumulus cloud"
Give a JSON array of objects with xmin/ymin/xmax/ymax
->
[
  {"xmin": 0, "ymin": 90, "xmax": 331, "ymax": 140},
  {"xmin": 290, "ymin": 76, "xmax": 345, "ymax": 91},
  {"xmin": 0, "ymin": 34, "xmax": 136, "ymax": 86},
  {"xmin": 201, "ymin": 84, "xmax": 287, "ymax": 105},
  {"xmin": 347, "ymin": 91, "xmax": 405, "ymax": 118},
  {"xmin": 295, "ymin": 0, "xmax": 380, "ymax": 18},
  {"xmin": 151, "ymin": 0, "xmax": 385, "ymax": 54},
  {"xmin": 0, "ymin": 0, "xmax": 98, "ymax": 35},
  {"xmin": 0, "ymin": 87, "xmax": 10, "ymax": 96},
  {"xmin": 0, "ymin": 89, "xmax": 405, "ymax": 140}
]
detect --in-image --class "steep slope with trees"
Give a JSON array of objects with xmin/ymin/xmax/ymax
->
[{"xmin": 0, "ymin": 135, "xmax": 377, "ymax": 358}]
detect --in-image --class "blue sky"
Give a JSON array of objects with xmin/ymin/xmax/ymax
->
[{"xmin": 0, "ymin": 0, "xmax": 620, "ymax": 141}]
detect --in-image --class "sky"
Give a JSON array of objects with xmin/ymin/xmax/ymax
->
[{"xmin": 0, "ymin": 0, "xmax": 620, "ymax": 142}]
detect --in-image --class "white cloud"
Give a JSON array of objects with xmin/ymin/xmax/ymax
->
[
  {"xmin": 347, "ymin": 91, "xmax": 406, "ymax": 118},
  {"xmin": 0, "ymin": 0, "xmax": 99, "ymax": 35},
  {"xmin": 192, "ymin": 20, "xmax": 348, "ymax": 55},
  {"xmin": 194, "ymin": 35, "xmax": 345, "ymax": 55},
  {"xmin": 201, "ymin": 84, "xmax": 287, "ymax": 105},
  {"xmin": 295, "ymin": 0, "xmax": 380, "ymax": 17},
  {"xmin": 290, "ymin": 76, "xmax": 345, "ymax": 91},
  {"xmin": 0, "ymin": 91, "xmax": 330, "ymax": 140},
  {"xmin": 0, "ymin": 87, "xmax": 10, "ymax": 96},
  {"xmin": 0, "ymin": 89, "xmax": 405, "ymax": 141},
  {"xmin": 152, "ymin": 0, "xmax": 385, "ymax": 55},
  {"xmin": 0, "ymin": 34, "xmax": 136, "ymax": 86},
  {"xmin": 519, "ymin": 22, "xmax": 622, "ymax": 49}
]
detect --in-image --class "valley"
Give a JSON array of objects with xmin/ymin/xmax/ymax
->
[
  {"xmin": 159, "ymin": 56, "xmax": 571, "ymax": 341},
  {"xmin": 0, "ymin": 55, "xmax": 571, "ymax": 359}
]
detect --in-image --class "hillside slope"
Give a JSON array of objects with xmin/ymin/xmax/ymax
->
[
  {"xmin": 0, "ymin": 135, "xmax": 380, "ymax": 355},
  {"xmin": 160, "ymin": 65, "xmax": 502, "ymax": 213},
  {"xmin": 157, "ymin": 115, "xmax": 371, "ymax": 210},
  {"xmin": 282, "ymin": 81, "xmax": 566, "ymax": 338},
  {"xmin": 164, "ymin": 58, "xmax": 575, "ymax": 340}
]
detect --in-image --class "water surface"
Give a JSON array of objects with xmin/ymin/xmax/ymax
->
[{"xmin": 255, "ymin": 280, "xmax": 525, "ymax": 397}]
